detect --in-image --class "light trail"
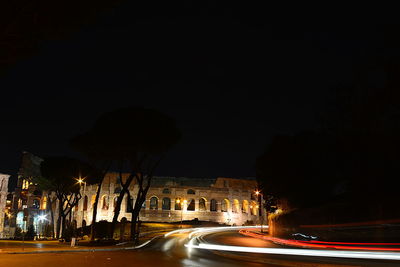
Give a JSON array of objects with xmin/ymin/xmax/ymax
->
[
  {"xmin": 184, "ymin": 243, "xmax": 400, "ymax": 261},
  {"xmin": 299, "ymin": 240, "xmax": 400, "ymax": 246},
  {"xmin": 240, "ymin": 230, "xmax": 400, "ymax": 251},
  {"xmin": 172, "ymin": 226, "xmax": 400, "ymax": 261},
  {"xmin": 164, "ymin": 225, "xmax": 267, "ymax": 238}
]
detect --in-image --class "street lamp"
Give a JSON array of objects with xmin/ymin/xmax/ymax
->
[
  {"xmin": 255, "ymin": 189, "xmax": 264, "ymax": 233},
  {"xmin": 77, "ymin": 177, "xmax": 86, "ymax": 230},
  {"xmin": 176, "ymin": 198, "xmax": 187, "ymax": 228}
]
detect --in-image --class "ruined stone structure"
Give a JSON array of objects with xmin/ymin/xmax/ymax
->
[
  {"xmin": 3, "ymin": 152, "xmax": 265, "ymax": 238},
  {"xmin": 74, "ymin": 173, "xmax": 265, "ymax": 227}
]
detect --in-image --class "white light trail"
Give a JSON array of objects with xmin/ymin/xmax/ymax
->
[{"xmin": 185, "ymin": 243, "xmax": 400, "ymax": 261}]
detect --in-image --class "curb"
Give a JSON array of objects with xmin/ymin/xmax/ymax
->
[{"xmin": 0, "ymin": 235, "xmax": 161, "ymax": 255}]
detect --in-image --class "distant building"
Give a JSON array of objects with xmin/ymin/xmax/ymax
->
[
  {"xmin": 2, "ymin": 152, "xmax": 47, "ymax": 238},
  {"xmin": 0, "ymin": 173, "xmax": 10, "ymax": 238}
]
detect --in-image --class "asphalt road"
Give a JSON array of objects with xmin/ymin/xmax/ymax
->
[{"xmin": 1, "ymin": 229, "xmax": 400, "ymax": 267}]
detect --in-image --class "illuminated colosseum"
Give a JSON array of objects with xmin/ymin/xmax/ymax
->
[{"xmin": 74, "ymin": 174, "xmax": 265, "ymax": 227}]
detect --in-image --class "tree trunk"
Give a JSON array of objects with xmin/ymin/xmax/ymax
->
[
  {"xmin": 61, "ymin": 215, "xmax": 66, "ymax": 239},
  {"xmin": 56, "ymin": 200, "xmax": 63, "ymax": 239},
  {"xmin": 130, "ymin": 212, "xmax": 139, "ymax": 244},
  {"xmin": 130, "ymin": 196, "xmax": 145, "ymax": 243},
  {"xmin": 90, "ymin": 181, "xmax": 102, "ymax": 241},
  {"xmin": 47, "ymin": 194, "xmax": 55, "ymax": 238},
  {"xmin": 110, "ymin": 189, "xmax": 126, "ymax": 239}
]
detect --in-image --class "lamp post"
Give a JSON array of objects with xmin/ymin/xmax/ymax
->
[
  {"xmin": 176, "ymin": 198, "xmax": 187, "ymax": 228},
  {"xmin": 77, "ymin": 177, "xmax": 86, "ymax": 231},
  {"xmin": 255, "ymin": 190, "xmax": 264, "ymax": 233}
]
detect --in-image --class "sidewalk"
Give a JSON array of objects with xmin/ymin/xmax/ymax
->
[{"xmin": 0, "ymin": 230, "xmax": 170, "ymax": 254}]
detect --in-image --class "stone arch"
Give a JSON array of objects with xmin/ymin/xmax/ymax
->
[
  {"xmin": 101, "ymin": 195, "xmax": 109, "ymax": 210},
  {"xmin": 210, "ymin": 199, "xmax": 217, "ymax": 211},
  {"xmin": 221, "ymin": 198, "xmax": 230, "ymax": 212},
  {"xmin": 162, "ymin": 197, "xmax": 171, "ymax": 210},
  {"xmin": 187, "ymin": 199, "xmax": 195, "ymax": 211},
  {"xmin": 91, "ymin": 195, "xmax": 96, "ymax": 208},
  {"xmin": 232, "ymin": 199, "xmax": 240, "ymax": 213},
  {"xmin": 199, "ymin": 198, "xmax": 206, "ymax": 211},
  {"xmin": 126, "ymin": 195, "xmax": 134, "ymax": 212},
  {"xmin": 242, "ymin": 200, "xmax": 249, "ymax": 213},
  {"xmin": 83, "ymin": 196, "xmax": 88, "ymax": 211},
  {"xmin": 150, "ymin": 196, "xmax": 158, "ymax": 210},
  {"xmin": 113, "ymin": 196, "xmax": 118, "ymax": 211},
  {"xmin": 250, "ymin": 201, "xmax": 258, "ymax": 215}
]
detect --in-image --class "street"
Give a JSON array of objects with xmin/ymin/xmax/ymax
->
[{"xmin": 1, "ymin": 227, "xmax": 400, "ymax": 266}]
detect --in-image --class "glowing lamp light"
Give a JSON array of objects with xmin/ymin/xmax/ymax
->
[
  {"xmin": 37, "ymin": 214, "xmax": 47, "ymax": 222},
  {"xmin": 255, "ymin": 190, "xmax": 260, "ymax": 196}
]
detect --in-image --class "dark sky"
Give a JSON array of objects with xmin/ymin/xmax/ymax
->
[{"xmin": 0, "ymin": 3, "xmax": 395, "ymax": 186}]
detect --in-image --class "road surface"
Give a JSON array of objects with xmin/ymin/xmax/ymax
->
[{"xmin": 1, "ymin": 227, "xmax": 400, "ymax": 266}]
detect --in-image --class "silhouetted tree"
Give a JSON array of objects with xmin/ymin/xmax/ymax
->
[
  {"xmin": 70, "ymin": 107, "xmax": 181, "ymax": 242},
  {"xmin": 39, "ymin": 157, "xmax": 98, "ymax": 239},
  {"xmin": 257, "ymin": 59, "xmax": 400, "ymax": 224}
]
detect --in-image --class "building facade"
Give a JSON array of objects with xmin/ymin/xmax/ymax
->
[
  {"xmin": 0, "ymin": 173, "xmax": 10, "ymax": 238},
  {"xmin": 2, "ymin": 152, "xmax": 266, "ymax": 238},
  {"xmin": 74, "ymin": 173, "xmax": 265, "ymax": 227}
]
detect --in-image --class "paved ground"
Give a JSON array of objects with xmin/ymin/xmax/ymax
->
[{"xmin": 1, "ymin": 229, "xmax": 400, "ymax": 266}]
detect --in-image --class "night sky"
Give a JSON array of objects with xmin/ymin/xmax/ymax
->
[{"xmin": 0, "ymin": 3, "xmax": 395, "ymax": 187}]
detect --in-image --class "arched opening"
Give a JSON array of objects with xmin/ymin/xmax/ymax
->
[
  {"xmin": 210, "ymin": 199, "xmax": 217, "ymax": 211},
  {"xmin": 83, "ymin": 196, "xmax": 88, "ymax": 211},
  {"xmin": 242, "ymin": 200, "xmax": 249, "ymax": 213},
  {"xmin": 126, "ymin": 196, "xmax": 134, "ymax": 212},
  {"xmin": 91, "ymin": 195, "xmax": 96, "ymax": 208},
  {"xmin": 113, "ymin": 197, "xmax": 118, "ymax": 211},
  {"xmin": 102, "ymin": 195, "xmax": 109, "ymax": 210},
  {"xmin": 187, "ymin": 199, "xmax": 195, "ymax": 211},
  {"xmin": 162, "ymin": 197, "xmax": 171, "ymax": 210},
  {"xmin": 232, "ymin": 199, "xmax": 240, "ymax": 213},
  {"xmin": 221, "ymin": 199, "xmax": 230, "ymax": 212},
  {"xmin": 187, "ymin": 189, "xmax": 195, "ymax": 195},
  {"xmin": 150, "ymin": 196, "xmax": 158, "ymax": 210},
  {"xmin": 250, "ymin": 201, "xmax": 258, "ymax": 215},
  {"xmin": 162, "ymin": 188, "xmax": 171, "ymax": 194},
  {"xmin": 199, "ymin": 198, "xmax": 206, "ymax": 211},
  {"xmin": 41, "ymin": 196, "xmax": 47, "ymax": 210},
  {"xmin": 175, "ymin": 198, "xmax": 182, "ymax": 210}
]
